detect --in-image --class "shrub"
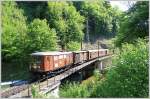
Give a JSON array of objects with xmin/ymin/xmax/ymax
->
[
  {"xmin": 60, "ymin": 82, "xmax": 90, "ymax": 98},
  {"xmin": 60, "ymin": 69, "xmax": 102, "ymax": 98},
  {"xmin": 66, "ymin": 41, "xmax": 81, "ymax": 51},
  {"xmin": 31, "ymin": 85, "xmax": 47, "ymax": 98},
  {"xmin": 90, "ymin": 38, "xmax": 149, "ymax": 97}
]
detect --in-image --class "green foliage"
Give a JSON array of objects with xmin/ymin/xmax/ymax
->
[
  {"xmin": 93, "ymin": 69, "xmax": 101, "ymax": 81},
  {"xmin": 46, "ymin": 2, "xmax": 84, "ymax": 50},
  {"xmin": 2, "ymin": 1, "xmax": 28, "ymax": 61},
  {"xmin": 28, "ymin": 19, "xmax": 58, "ymax": 52},
  {"xmin": 1, "ymin": 2, "xmax": 58, "ymax": 81},
  {"xmin": 1, "ymin": 1, "xmax": 30, "ymax": 81},
  {"xmin": 66, "ymin": 41, "xmax": 81, "ymax": 51},
  {"xmin": 31, "ymin": 85, "xmax": 47, "ymax": 98},
  {"xmin": 91, "ymin": 39, "xmax": 149, "ymax": 97},
  {"xmin": 60, "ymin": 82, "xmax": 90, "ymax": 98},
  {"xmin": 73, "ymin": 0, "xmax": 121, "ymax": 41},
  {"xmin": 60, "ymin": 39, "xmax": 148, "ymax": 98},
  {"xmin": 60, "ymin": 69, "xmax": 101, "ymax": 98},
  {"xmin": 115, "ymin": 1, "xmax": 149, "ymax": 47},
  {"xmin": 17, "ymin": 2, "xmax": 48, "ymax": 22}
]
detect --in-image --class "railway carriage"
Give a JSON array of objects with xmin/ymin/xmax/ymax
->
[
  {"xmin": 30, "ymin": 52, "xmax": 73, "ymax": 74},
  {"xmin": 98, "ymin": 49, "xmax": 109, "ymax": 57},
  {"xmin": 73, "ymin": 51, "xmax": 88, "ymax": 64},
  {"xmin": 88, "ymin": 50, "xmax": 99, "ymax": 60}
]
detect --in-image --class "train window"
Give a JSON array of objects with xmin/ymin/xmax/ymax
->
[{"xmin": 31, "ymin": 56, "xmax": 42, "ymax": 69}]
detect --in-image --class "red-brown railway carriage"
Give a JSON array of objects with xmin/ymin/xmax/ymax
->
[
  {"xmin": 98, "ymin": 49, "xmax": 109, "ymax": 57},
  {"xmin": 73, "ymin": 51, "xmax": 88, "ymax": 64},
  {"xmin": 88, "ymin": 50, "xmax": 99, "ymax": 60},
  {"xmin": 30, "ymin": 52, "xmax": 73, "ymax": 73},
  {"xmin": 88, "ymin": 49, "xmax": 109, "ymax": 60}
]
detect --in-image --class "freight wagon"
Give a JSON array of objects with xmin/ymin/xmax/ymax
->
[
  {"xmin": 30, "ymin": 52, "xmax": 73, "ymax": 74},
  {"xmin": 73, "ymin": 51, "xmax": 88, "ymax": 64}
]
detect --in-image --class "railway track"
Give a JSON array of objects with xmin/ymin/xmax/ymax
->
[{"xmin": 1, "ymin": 84, "xmax": 28, "ymax": 98}]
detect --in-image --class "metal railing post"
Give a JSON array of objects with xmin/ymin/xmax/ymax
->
[
  {"xmin": 54, "ymin": 76, "xmax": 55, "ymax": 84},
  {"xmin": 28, "ymin": 84, "xmax": 30, "ymax": 96},
  {"xmin": 47, "ymin": 76, "xmax": 48, "ymax": 87},
  {"xmin": 38, "ymin": 81, "xmax": 40, "ymax": 91}
]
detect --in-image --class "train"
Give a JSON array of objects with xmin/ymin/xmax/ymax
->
[{"xmin": 29, "ymin": 49, "xmax": 110, "ymax": 78}]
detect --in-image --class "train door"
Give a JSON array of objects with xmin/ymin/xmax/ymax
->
[
  {"xmin": 53, "ymin": 55, "xmax": 59, "ymax": 70},
  {"xmin": 44, "ymin": 56, "xmax": 54, "ymax": 71}
]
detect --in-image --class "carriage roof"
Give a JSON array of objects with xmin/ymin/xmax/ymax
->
[
  {"xmin": 88, "ymin": 49, "xmax": 108, "ymax": 52},
  {"xmin": 31, "ymin": 51, "xmax": 72, "ymax": 56}
]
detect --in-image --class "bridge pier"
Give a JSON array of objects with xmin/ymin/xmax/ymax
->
[
  {"xmin": 95, "ymin": 57, "xmax": 112, "ymax": 74},
  {"xmin": 95, "ymin": 61, "xmax": 104, "ymax": 73}
]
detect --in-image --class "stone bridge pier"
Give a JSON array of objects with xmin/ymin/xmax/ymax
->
[{"xmin": 95, "ymin": 57, "xmax": 112, "ymax": 73}]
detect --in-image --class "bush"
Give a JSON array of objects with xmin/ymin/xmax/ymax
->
[
  {"xmin": 60, "ymin": 82, "xmax": 90, "ymax": 98},
  {"xmin": 31, "ymin": 85, "xmax": 48, "ymax": 98},
  {"xmin": 66, "ymin": 41, "xmax": 81, "ymax": 51},
  {"xmin": 90, "ymin": 39, "xmax": 149, "ymax": 97},
  {"xmin": 60, "ymin": 69, "xmax": 102, "ymax": 98}
]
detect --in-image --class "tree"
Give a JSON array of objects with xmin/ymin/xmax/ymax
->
[
  {"xmin": 17, "ymin": 1, "xmax": 48, "ymax": 22},
  {"xmin": 73, "ymin": 0, "xmax": 121, "ymax": 42},
  {"xmin": 27, "ymin": 19, "xmax": 58, "ymax": 52},
  {"xmin": 2, "ymin": 1, "xmax": 28, "ymax": 62},
  {"xmin": 46, "ymin": 1, "xmax": 84, "ymax": 51},
  {"xmin": 115, "ymin": 1, "xmax": 149, "ymax": 47}
]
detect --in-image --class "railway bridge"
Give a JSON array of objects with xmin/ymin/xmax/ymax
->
[{"xmin": 1, "ymin": 55, "xmax": 113, "ymax": 98}]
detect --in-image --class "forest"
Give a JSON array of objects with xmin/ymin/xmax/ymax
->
[{"xmin": 1, "ymin": 0, "xmax": 149, "ymax": 98}]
